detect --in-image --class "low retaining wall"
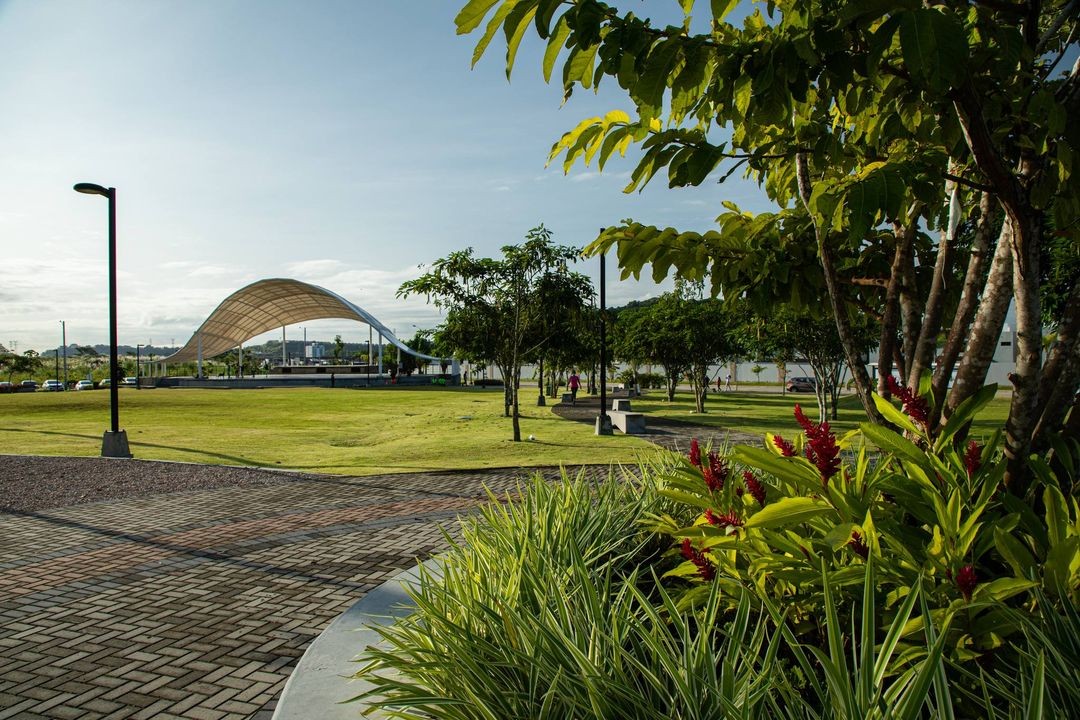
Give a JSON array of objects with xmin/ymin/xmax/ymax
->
[{"xmin": 272, "ymin": 560, "xmax": 438, "ymax": 719}]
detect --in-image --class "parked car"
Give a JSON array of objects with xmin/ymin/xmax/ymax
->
[
  {"xmin": 0, "ymin": 381, "xmax": 12, "ymax": 393},
  {"xmin": 75, "ymin": 380, "xmax": 95, "ymax": 391},
  {"xmin": 99, "ymin": 378, "xmax": 111, "ymax": 387},
  {"xmin": 120, "ymin": 376, "xmax": 137, "ymax": 386},
  {"xmin": 42, "ymin": 379, "xmax": 64, "ymax": 391},
  {"xmin": 20, "ymin": 379, "xmax": 38, "ymax": 391},
  {"xmin": 786, "ymin": 376, "xmax": 816, "ymax": 392}
]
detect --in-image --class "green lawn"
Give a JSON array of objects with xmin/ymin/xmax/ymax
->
[
  {"xmin": 0, "ymin": 386, "xmax": 658, "ymax": 475},
  {"xmin": 0, "ymin": 386, "xmax": 1010, "ymax": 475},
  {"xmin": 633, "ymin": 389, "xmax": 1010, "ymax": 441}
]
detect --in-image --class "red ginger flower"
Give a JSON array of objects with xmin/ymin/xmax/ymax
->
[
  {"xmin": 964, "ymin": 441, "xmax": 982, "ymax": 478},
  {"xmin": 742, "ymin": 470, "xmax": 766, "ymax": 507},
  {"xmin": 955, "ymin": 564, "xmax": 977, "ymax": 601},
  {"xmin": 703, "ymin": 452, "xmax": 728, "ymax": 491},
  {"xmin": 689, "ymin": 438, "xmax": 702, "ymax": 468},
  {"xmin": 848, "ymin": 531, "xmax": 869, "ymax": 559},
  {"xmin": 680, "ymin": 538, "xmax": 715, "ymax": 581},
  {"xmin": 885, "ymin": 376, "xmax": 930, "ymax": 427},
  {"xmin": 705, "ymin": 508, "xmax": 744, "ymax": 529},
  {"xmin": 794, "ymin": 404, "xmax": 841, "ymax": 484},
  {"xmin": 772, "ymin": 434, "xmax": 796, "ymax": 457}
]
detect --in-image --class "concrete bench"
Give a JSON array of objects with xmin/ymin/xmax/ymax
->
[
  {"xmin": 608, "ymin": 409, "xmax": 646, "ymax": 434},
  {"xmin": 612, "ymin": 399, "xmax": 632, "ymax": 412},
  {"xmin": 562, "ymin": 393, "xmax": 575, "ymax": 403}
]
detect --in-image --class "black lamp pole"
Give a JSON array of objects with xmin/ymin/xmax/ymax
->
[
  {"xmin": 596, "ymin": 234, "xmax": 612, "ymax": 435},
  {"xmin": 74, "ymin": 182, "xmax": 131, "ymax": 458}
]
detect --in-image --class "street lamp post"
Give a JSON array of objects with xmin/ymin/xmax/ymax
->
[
  {"xmin": 74, "ymin": 182, "xmax": 131, "ymax": 458},
  {"xmin": 61, "ymin": 320, "xmax": 67, "ymax": 389},
  {"xmin": 136, "ymin": 344, "xmax": 143, "ymax": 390},
  {"xmin": 596, "ymin": 242, "xmax": 612, "ymax": 435}
]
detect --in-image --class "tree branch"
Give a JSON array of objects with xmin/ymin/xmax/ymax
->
[{"xmin": 943, "ymin": 172, "xmax": 996, "ymax": 193}]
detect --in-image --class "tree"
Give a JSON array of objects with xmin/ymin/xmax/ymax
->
[
  {"xmin": 748, "ymin": 308, "xmax": 878, "ymax": 422},
  {"xmin": 459, "ymin": 0, "xmax": 1079, "ymax": 486},
  {"xmin": 10, "ymin": 350, "xmax": 44, "ymax": 382},
  {"xmin": 751, "ymin": 365, "xmax": 765, "ymax": 384},
  {"xmin": 525, "ymin": 259, "xmax": 594, "ymax": 404},
  {"xmin": 400, "ymin": 225, "xmax": 588, "ymax": 441},
  {"xmin": 400, "ymin": 330, "xmax": 435, "ymax": 375},
  {"xmin": 332, "ymin": 335, "xmax": 344, "ymax": 363},
  {"xmin": 612, "ymin": 283, "xmax": 743, "ymax": 411}
]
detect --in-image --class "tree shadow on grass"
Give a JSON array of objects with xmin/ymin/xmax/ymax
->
[{"xmin": 0, "ymin": 426, "xmax": 262, "ymax": 466}]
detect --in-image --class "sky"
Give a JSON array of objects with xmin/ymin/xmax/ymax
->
[{"xmin": 0, "ymin": 0, "xmax": 774, "ymax": 353}]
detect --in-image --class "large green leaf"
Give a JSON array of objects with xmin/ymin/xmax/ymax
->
[
  {"xmin": 733, "ymin": 445, "xmax": 822, "ymax": 492},
  {"xmin": 993, "ymin": 526, "xmax": 1037, "ymax": 578},
  {"xmin": 898, "ymin": 8, "xmax": 968, "ymax": 91},
  {"xmin": 972, "ymin": 577, "xmax": 1036, "ymax": 603},
  {"xmin": 872, "ymin": 391, "xmax": 920, "ymax": 435},
  {"xmin": 455, "ymin": 0, "xmax": 502, "ymax": 34},
  {"xmin": 744, "ymin": 496, "xmax": 834, "ymax": 529},
  {"xmin": 935, "ymin": 383, "xmax": 998, "ymax": 452},
  {"xmin": 860, "ymin": 422, "xmax": 933, "ymax": 476}
]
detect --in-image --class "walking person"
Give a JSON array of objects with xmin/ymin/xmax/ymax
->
[
  {"xmin": 568, "ymin": 370, "xmax": 581, "ymax": 406},
  {"xmin": 724, "ymin": 373, "xmax": 732, "ymax": 391}
]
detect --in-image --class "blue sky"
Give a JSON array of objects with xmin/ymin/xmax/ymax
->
[{"xmin": 0, "ymin": 0, "xmax": 772, "ymax": 352}]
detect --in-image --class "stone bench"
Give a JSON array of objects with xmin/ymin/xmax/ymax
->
[
  {"xmin": 608, "ymin": 410, "xmax": 646, "ymax": 434},
  {"xmin": 608, "ymin": 399, "xmax": 646, "ymax": 434},
  {"xmin": 562, "ymin": 392, "xmax": 575, "ymax": 403}
]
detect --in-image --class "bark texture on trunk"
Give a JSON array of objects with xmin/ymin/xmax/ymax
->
[
  {"xmin": 1032, "ymin": 283, "xmax": 1080, "ymax": 450},
  {"xmin": 1003, "ymin": 212, "xmax": 1043, "ymax": 487},
  {"xmin": 929, "ymin": 193, "xmax": 996, "ymax": 430},
  {"xmin": 946, "ymin": 221, "xmax": 1014, "ymax": 417},
  {"xmin": 877, "ymin": 227, "xmax": 912, "ymax": 395},
  {"xmin": 908, "ymin": 184, "xmax": 960, "ymax": 390},
  {"xmin": 900, "ymin": 255, "xmax": 924, "ymax": 382}
]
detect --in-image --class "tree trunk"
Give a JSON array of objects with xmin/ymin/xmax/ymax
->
[
  {"xmin": 511, "ymin": 367, "xmax": 522, "ymax": 442},
  {"xmin": 1032, "ymin": 283, "xmax": 1080, "ymax": 450},
  {"xmin": 1003, "ymin": 213, "xmax": 1043, "ymax": 487},
  {"xmin": 877, "ymin": 227, "xmax": 911, "ymax": 394},
  {"xmin": 946, "ymin": 221, "xmax": 1014, "ymax": 418},
  {"xmin": 536, "ymin": 356, "xmax": 545, "ymax": 406},
  {"xmin": 900, "ymin": 255, "xmax": 924, "ymax": 383},
  {"xmin": 929, "ymin": 193, "xmax": 996, "ymax": 430},
  {"xmin": 796, "ymin": 152, "xmax": 884, "ymax": 424},
  {"xmin": 908, "ymin": 184, "xmax": 960, "ymax": 390},
  {"xmin": 692, "ymin": 364, "xmax": 707, "ymax": 413}
]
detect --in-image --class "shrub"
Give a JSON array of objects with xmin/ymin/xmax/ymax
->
[
  {"xmin": 351, "ymin": 469, "xmax": 814, "ymax": 718},
  {"xmin": 655, "ymin": 380, "xmax": 1079, "ymax": 713}
]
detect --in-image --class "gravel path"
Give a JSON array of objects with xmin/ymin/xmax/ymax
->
[{"xmin": 0, "ymin": 456, "xmax": 312, "ymax": 512}]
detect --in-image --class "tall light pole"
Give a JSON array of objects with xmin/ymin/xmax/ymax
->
[
  {"xmin": 60, "ymin": 320, "xmax": 67, "ymax": 388},
  {"xmin": 596, "ymin": 239, "xmax": 612, "ymax": 435},
  {"xmin": 136, "ymin": 344, "xmax": 143, "ymax": 390},
  {"xmin": 74, "ymin": 182, "xmax": 131, "ymax": 458}
]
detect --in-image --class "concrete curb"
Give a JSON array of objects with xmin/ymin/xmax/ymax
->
[{"xmin": 272, "ymin": 558, "xmax": 440, "ymax": 720}]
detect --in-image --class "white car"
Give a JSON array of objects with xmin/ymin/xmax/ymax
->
[
  {"xmin": 75, "ymin": 380, "xmax": 95, "ymax": 391},
  {"xmin": 41, "ymin": 379, "xmax": 64, "ymax": 392}
]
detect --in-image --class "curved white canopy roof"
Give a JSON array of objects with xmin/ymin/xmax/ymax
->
[{"xmin": 163, "ymin": 278, "xmax": 443, "ymax": 364}]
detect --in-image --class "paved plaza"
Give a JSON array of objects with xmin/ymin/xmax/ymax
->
[
  {"xmin": 0, "ymin": 465, "xmax": 599, "ymax": 719},
  {"xmin": 0, "ymin": 408, "xmax": 737, "ymax": 720}
]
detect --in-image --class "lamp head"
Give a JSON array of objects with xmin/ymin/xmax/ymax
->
[{"xmin": 73, "ymin": 183, "xmax": 111, "ymax": 197}]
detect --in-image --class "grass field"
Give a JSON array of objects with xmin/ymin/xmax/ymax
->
[
  {"xmin": 634, "ymin": 388, "xmax": 1011, "ymax": 440},
  {"xmin": 0, "ymin": 385, "xmax": 1011, "ymax": 475},
  {"xmin": 0, "ymin": 386, "xmax": 659, "ymax": 475}
]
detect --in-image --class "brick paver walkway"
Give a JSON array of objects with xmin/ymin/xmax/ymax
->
[{"xmin": 0, "ymin": 466, "xmax": 609, "ymax": 720}]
